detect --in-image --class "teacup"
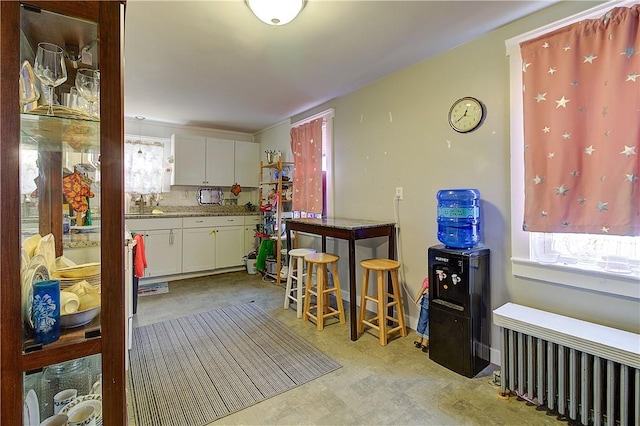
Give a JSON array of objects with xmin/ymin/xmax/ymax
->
[
  {"xmin": 67, "ymin": 404, "xmax": 95, "ymax": 426},
  {"xmin": 53, "ymin": 388, "xmax": 77, "ymax": 414},
  {"xmin": 40, "ymin": 414, "xmax": 68, "ymax": 426}
]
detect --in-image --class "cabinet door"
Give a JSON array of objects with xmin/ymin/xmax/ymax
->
[
  {"xmin": 245, "ymin": 226, "xmax": 258, "ymax": 254},
  {"xmin": 172, "ymin": 135, "xmax": 206, "ymax": 185},
  {"xmin": 182, "ymin": 227, "xmax": 216, "ymax": 273},
  {"xmin": 234, "ymin": 141, "xmax": 259, "ymax": 187},
  {"xmin": 215, "ymin": 226, "xmax": 244, "ymax": 268},
  {"xmin": 244, "ymin": 216, "xmax": 260, "ymax": 254},
  {"xmin": 144, "ymin": 229, "xmax": 182, "ymax": 277},
  {"xmin": 205, "ymin": 138, "xmax": 234, "ymax": 186}
]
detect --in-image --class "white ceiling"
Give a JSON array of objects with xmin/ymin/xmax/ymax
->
[{"xmin": 124, "ymin": 1, "xmax": 558, "ymax": 134}]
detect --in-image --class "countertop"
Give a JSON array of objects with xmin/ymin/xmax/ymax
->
[
  {"xmin": 285, "ymin": 217, "xmax": 396, "ymax": 229},
  {"xmin": 125, "ymin": 207, "xmax": 259, "ymax": 219}
]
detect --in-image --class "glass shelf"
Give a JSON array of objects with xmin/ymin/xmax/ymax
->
[{"xmin": 21, "ymin": 111, "xmax": 100, "ymax": 153}]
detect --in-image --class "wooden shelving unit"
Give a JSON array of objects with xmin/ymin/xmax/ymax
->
[
  {"xmin": 258, "ymin": 158, "xmax": 294, "ymax": 283},
  {"xmin": 0, "ymin": 2, "xmax": 126, "ymax": 424}
]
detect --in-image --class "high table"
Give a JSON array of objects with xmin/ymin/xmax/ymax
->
[{"xmin": 285, "ymin": 217, "xmax": 396, "ymax": 341}]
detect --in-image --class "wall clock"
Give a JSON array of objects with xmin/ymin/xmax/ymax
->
[{"xmin": 448, "ymin": 97, "xmax": 485, "ymax": 133}]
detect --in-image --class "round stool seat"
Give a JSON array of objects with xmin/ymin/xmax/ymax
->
[
  {"xmin": 360, "ymin": 258, "xmax": 400, "ymax": 271},
  {"xmin": 289, "ymin": 248, "xmax": 316, "ymax": 257},
  {"xmin": 305, "ymin": 252, "xmax": 339, "ymax": 264}
]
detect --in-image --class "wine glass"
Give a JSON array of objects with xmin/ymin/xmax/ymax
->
[
  {"xmin": 75, "ymin": 68, "xmax": 100, "ymax": 118},
  {"xmin": 33, "ymin": 42, "xmax": 67, "ymax": 116},
  {"xmin": 19, "ymin": 60, "xmax": 40, "ymax": 110}
]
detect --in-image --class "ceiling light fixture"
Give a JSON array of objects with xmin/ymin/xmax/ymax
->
[{"xmin": 246, "ymin": 0, "xmax": 305, "ymax": 26}]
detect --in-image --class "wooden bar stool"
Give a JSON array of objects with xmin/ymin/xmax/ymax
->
[
  {"xmin": 358, "ymin": 258, "xmax": 407, "ymax": 345},
  {"xmin": 284, "ymin": 248, "xmax": 316, "ymax": 318},
  {"xmin": 303, "ymin": 252, "xmax": 346, "ymax": 331}
]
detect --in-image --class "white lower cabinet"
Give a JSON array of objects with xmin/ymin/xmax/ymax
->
[
  {"xmin": 127, "ymin": 215, "xmax": 258, "ymax": 279},
  {"xmin": 244, "ymin": 215, "xmax": 260, "ymax": 254},
  {"xmin": 182, "ymin": 216, "xmax": 245, "ymax": 272},
  {"xmin": 182, "ymin": 227, "xmax": 216, "ymax": 272},
  {"xmin": 127, "ymin": 218, "xmax": 183, "ymax": 278},
  {"xmin": 214, "ymin": 225, "xmax": 244, "ymax": 268}
]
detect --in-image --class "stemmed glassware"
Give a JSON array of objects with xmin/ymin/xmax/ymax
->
[
  {"xmin": 33, "ymin": 42, "xmax": 67, "ymax": 116},
  {"xmin": 19, "ymin": 60, "xmax": 40, "ymax": 110},
  {"xmin": 75, "ymin": 68, "xmax": 100, "ymax": 118}
]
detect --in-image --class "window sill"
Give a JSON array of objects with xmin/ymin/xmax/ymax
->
[{"xmin": 511, "ymin": 258, "xmax": 640, "ymax": 300}]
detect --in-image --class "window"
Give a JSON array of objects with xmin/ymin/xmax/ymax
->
[
  {"xmin": 290, "ymin": 108, "xmax": 334, "ymax": 218},
  {"xmin": 507, "ymin": 0, "xmax": 640, "ymax": 299},
  {"xmin": 124, "ymin": 136, "xmax": 168, "ymax": 194}
]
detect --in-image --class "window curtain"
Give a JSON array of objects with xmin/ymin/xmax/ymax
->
[
  {"xmin": 290, "ymin": 119, "xmax": 323, "ymax": 215},
  {"xmin": 124, "ymin": 138, "xmax": 165, "ymax": 194},
  {"xmin": 521, "ymin": 5, "xmax": 639, "ymax": 236}
]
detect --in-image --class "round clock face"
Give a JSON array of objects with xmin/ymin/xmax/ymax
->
[{"xmin": 448, "ymin": 97, "xmax": 485, "ymax": 133}]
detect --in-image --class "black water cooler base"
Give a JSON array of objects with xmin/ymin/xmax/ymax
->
[{"xmin": 429, "ymin": 303, "xmax": 488, "ymax": 378}]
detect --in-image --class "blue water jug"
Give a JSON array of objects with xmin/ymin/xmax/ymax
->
[{"xmin": 437, "ymin": 189, "xmax": 481, "ymax": 249}]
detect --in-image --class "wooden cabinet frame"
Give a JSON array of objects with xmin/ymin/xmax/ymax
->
[{"xmin": 0, "ymin": 2, "xmax": 126, "ymax": 424}]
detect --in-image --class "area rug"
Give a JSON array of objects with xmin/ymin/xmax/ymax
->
[
  {"xmin": 129, "ymin": 303, "xmax": 341, "ymax": 425},
  {"xmin": 137, "ymin": 282, "xmax": 169, "ymax": 297}
]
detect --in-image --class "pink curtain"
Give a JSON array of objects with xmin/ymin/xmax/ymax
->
[
  {"xmin": 521, "ymin": 5, "xmax": 639, "ymax": 236},
  {"xmin": 290, "ymin": 119, "xmax": 323, "ymax": 215}
]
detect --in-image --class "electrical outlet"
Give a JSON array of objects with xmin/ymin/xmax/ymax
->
[{"xmin": 395, "ymin": 187, "xmax": 403, "ymax": 200}]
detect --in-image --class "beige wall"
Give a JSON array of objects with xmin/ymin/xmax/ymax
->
[
  {"xmin": 275, "ymin": 1, "xmax": 639, "ymax": 362},
  {"xmin": 253, "ymin": 119, "xmax": 292, "ymax": 163}
]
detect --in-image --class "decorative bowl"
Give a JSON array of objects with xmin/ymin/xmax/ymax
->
[{"xmin": 60, "ymin": 306, "xmax": 100, "ymax": 328}]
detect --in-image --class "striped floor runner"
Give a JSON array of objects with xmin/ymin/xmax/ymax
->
[{"xmin": 129, "ymin": 303, "xmax": 341, "ymax": 425}]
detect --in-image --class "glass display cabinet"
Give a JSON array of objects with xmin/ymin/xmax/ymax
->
[{"xmin": 0, "ymin": 2, "xmax": 126, "ymax": 424}]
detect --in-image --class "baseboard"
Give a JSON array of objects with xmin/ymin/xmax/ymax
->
[{"xmin": 138, "ymin": 266, "xmax": 245, "ymax": 285}]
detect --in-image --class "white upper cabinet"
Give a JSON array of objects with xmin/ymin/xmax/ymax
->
[
  {"xmin": 171, "ymin": 135, "xmax": 259, "ymax": 187},
  {"xmin": 205, "ymin": 138, "xmax": 235, "ymax": 186},
  {"xmin": 234, "ymin": 141, "xmax": 259, "ymax": 187},
  {"xmin": 171, "ymin": 134, "xmax": 207, "ymax": 186}
]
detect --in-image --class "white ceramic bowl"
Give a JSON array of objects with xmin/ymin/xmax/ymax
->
[{"xmin": 60, "ymin": 306, "xmax": 100, "ymax": 328}]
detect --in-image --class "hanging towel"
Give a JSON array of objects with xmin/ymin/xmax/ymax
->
[{"xmin": 133, "ymin": 234, "xmax": 147, "ymax": 278}]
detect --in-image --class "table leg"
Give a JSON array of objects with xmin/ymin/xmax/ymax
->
[{"xmin": 349, "ymin": 237, "xmax": 357, "ymax": 341}]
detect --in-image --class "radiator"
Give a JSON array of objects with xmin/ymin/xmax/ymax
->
[{"xmin": 493, "ymin": 303, "xmax": 640, "ymax": 426}]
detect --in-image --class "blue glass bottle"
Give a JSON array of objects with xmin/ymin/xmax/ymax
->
[{"xmin": 31, "ymin": 279, "xmax": 61, "ymax": 345}]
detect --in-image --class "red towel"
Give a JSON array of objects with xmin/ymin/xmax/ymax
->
[{"xmin": 133, "ymin": 234, "xmax": 147, "ymax": 278}]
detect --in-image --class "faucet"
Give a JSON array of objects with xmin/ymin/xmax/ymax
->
[{"xmin": 139, "ymin": 194, "xmax": 146, "ymax": 214}]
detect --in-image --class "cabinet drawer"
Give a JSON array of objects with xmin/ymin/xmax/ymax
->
[
  {"xmin": 244, "ymin": 215, "xmax": 261, "ymax": 225},
  {"xmin": 127, "ymin": 218, "xmax": 183, "ymax": 231},
  {"xmin": 182, "ymin": 216, "xmax": 243, "ymax": 228}
]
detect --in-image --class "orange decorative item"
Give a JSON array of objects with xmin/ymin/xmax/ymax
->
[
  {"xmin": 231, "ymin": 183, "xmax": 242, "ymax": 196},
  {"xmin": 62, "ymin": 172, "xmax": 94, "ymax": 212}
]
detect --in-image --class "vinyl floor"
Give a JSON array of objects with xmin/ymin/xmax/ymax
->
[{"xmin": 127, "ymin": 271, "xmax": 566, "ymax": 426}]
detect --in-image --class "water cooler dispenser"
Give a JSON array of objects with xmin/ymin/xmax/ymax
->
[{"xmin": 428, "ymin": 245, "xmax": 490, "ymax": 378}]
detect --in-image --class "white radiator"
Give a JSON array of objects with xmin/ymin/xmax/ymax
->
[{"xmin": 493, "ymin": 303, "xmax": 640, "ymax": 426}]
